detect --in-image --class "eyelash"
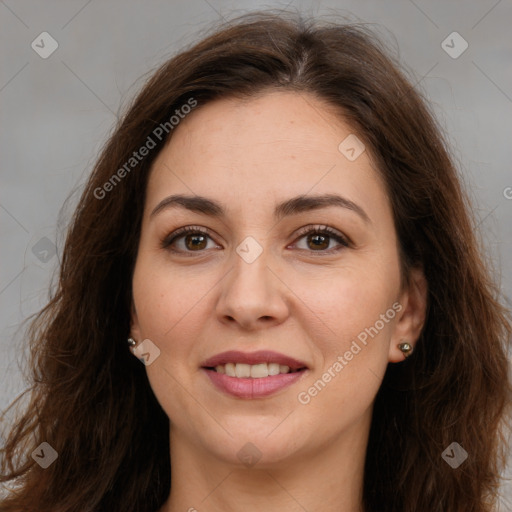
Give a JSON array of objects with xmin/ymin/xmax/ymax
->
[{"xmin": 161, "ymin": 224, "xmax": 350, "ymax": 256}]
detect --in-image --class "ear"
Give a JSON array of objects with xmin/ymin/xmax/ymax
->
[
  {"xmin": 129, "ymin": 298, "xmax": 143, "ymax": 343},
  {"xmin": 388, "ymin": 266, "xmax": 428, "ymax": 363}
]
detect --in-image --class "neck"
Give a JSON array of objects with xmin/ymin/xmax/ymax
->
[{"xmin": 159, "ymin": 414, "xmax": 370, "ymax": 512}]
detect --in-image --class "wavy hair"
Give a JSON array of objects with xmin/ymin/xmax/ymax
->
[{"xmin": 1, "ymin": 10, "xmax": 511, "ymax": 512}]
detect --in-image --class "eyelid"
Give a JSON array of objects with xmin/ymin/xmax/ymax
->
[
  {"xmin": 161, "ymin": 225, "xmax": 218, "ymax": 250},
  {"xmin": 292, "ymin": 224, "xmax": 351, "ymax": 248},
  {"xmin": 161, "ymin": 224, "xmax": 351, "ymax": 254}
]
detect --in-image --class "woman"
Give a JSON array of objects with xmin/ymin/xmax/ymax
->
[{"xmin": 1, "ymin": 10, "xmax": 510, "ymax": 512}]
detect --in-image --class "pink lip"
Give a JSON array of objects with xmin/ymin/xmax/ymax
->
[
  {"xmin": 200, "ymin": 350, "xmax": 308, "ymax": 371},
  {"xmin": 202, "ymin": 368, "xmax": 308, "ymax": 399}
]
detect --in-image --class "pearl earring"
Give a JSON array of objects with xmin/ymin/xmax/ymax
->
[{"xmin": 397, "ymin": 341, "xmax": 413, "ymax": 358}]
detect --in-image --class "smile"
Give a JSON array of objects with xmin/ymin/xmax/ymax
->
[
  {"xmin": 209, "ymin": 362, "xmax": 303, "ymax": 378},
  {"xmin": 200, "ymin": 349, "xmax": 309, "ymax": 398},
  {"xmin": 202, "ymin": 368, "xmax": 308, "ymax": 399}
]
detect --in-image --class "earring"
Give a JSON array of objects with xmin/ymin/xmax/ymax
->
[
  {"xmin": 397, "ymin": 341, "xmax": 413, "ymax": 358},
  {"xmin": 127, "ymin": 337, "xmax": 137, "ymax": 348}
]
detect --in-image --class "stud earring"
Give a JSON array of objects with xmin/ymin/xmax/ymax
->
[
  {"xmin": 397, "ymin": 341, "xmax": 413, "ymax": 358},
  {"xmin": 127, "ymin": 337, "xmax": 137, "ymax": 351}
]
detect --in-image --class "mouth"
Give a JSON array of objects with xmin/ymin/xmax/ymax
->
[
  {"xmin": 203, "ymin": 362, "xmax": 306, "ymax": 378},
  {"xmin": 200, "ymin": 350, "xmax": 308, "ymax": 376},
  {"xmin": 200, "ymin": 350, "xmax": 309, "ymax": 399}
]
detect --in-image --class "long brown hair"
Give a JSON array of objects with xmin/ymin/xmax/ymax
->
[{"xmin": 1, "ymin": 10, "xmax": 510, "ymax": 512}]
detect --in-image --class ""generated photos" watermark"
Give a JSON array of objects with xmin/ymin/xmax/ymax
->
[
  {"xmin": 297, "ymin": 301, "xmax": 403, "ymax": 405},
  {"xmin": 94, "ymin": 97, "xmax": 197, "ymax": 200}
]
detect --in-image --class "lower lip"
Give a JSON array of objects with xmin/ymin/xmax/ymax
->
[{"xmin": 202, "ymin": 368, "xmax": 307, "ymax": 399}]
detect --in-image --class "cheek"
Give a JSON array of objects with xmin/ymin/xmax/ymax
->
[
  {"xmin": 291, "ymin": 264, "xmax": 399, "ymax": 347},
  {"xmin": 132, "ymin": 252, "xmax": 206, "ymax": 338},
  {"xmin": 290, "ymin": 270, "xmax": 398, "ymax": 421},
  {"xmin": 296, "ymin": 280, "xmax": 395, "ymax": 428}
]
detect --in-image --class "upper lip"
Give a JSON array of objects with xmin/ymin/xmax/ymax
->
[{"xmin": 201, "ymin": 350, "xmax": 308, "ymax": 371}]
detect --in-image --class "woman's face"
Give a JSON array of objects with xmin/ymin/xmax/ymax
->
[{"xmin": 131, "ymin": 91, "xmax": 426, "ymax": 467}]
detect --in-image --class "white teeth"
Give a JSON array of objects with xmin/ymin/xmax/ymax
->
[
  {"xmin": 268, "ymin": 363, "xmax": 280, "ymax": 376},
  {"xmin": 235, "ymin": 363, "xmax": 251, "ymax": 378},
  {"xmin": 225, "ymin": 363, "xmax": 236, "ymax": 377},
  {"xmin": 250, "ymin": 363, "xmax": 268, "ymax": 378},
  {"xmin": 212, "ymin": 362, "xmax": 297, "ymax": 378}
]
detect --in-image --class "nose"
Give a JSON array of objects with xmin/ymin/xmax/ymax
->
[{"xmin": 215, "ymin": 246, "xmax": 290, "ymax": 331}]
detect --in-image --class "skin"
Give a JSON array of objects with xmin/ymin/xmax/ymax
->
[{"xmin": 130, "ymin": 91, "xmax": 427, "ymax": 512}]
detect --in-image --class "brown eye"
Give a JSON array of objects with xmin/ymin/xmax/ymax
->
[
  {"xmin": 161, "ymin": 226, "xmax": 217, "ymax": 254},
  {"xmin": 162, "ymin": 224, "xmax": 349, "ymax": 256},
  {"xmin": 292, "ymin": 225, "xmax": 349, "ymax": 253},
  {"xmin": 183, "ymin": 233, "xmax": 208, "ymax": 250},
  {"xmin": 307, "ymin": 233, "xmax": 330, "ymax": 250}
]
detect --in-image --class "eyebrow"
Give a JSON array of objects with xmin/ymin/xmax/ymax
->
[{"xmin": 150, "ymin": 193, "xmax": 371, "ymax": 224}]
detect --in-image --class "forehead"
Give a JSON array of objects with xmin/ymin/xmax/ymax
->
[
  {"xmin": 146, "ymin": 91, "xmax": 389, "ymax": 220},
  {"xmin": 160, "ymin": 91, "xmax": 359, "ymax": 161}
]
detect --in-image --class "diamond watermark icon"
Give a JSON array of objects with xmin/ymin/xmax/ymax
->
[
  {"xmin": 236, "ymin": 236, "xmax": 263, "ymax": 264},
  {"xmin": 441, "ymin": 32, "xmax": 468, "ymax": 59},
  {"xmin": 31, "ymin": 32, "xmax": 59, "ymax": 59},
  {"xmin": 32, "ymin": 237, "xmax": 57, "ymax": 263},
  {"xmin": 338, "ymin": 134, "xmax": 365, "ymax": 161},
  {"xmin": 132, "ymin": 338, "xmax": 161, "ymax": 366},
  {"xmin": 441, "ymin": 442, "xmax": 468, "ymax": 468},
  {"xmin": 237, "ymin": 442, "xmax": 262, "ymax": 467},
  {"xmin": 31, "ymin": 442, "xmax": 58, "ymax": 469}
]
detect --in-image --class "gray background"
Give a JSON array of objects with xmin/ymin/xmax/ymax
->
[{"xmin": 1, "ymin": 0, "xmax": 511, "ymax": 507}]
